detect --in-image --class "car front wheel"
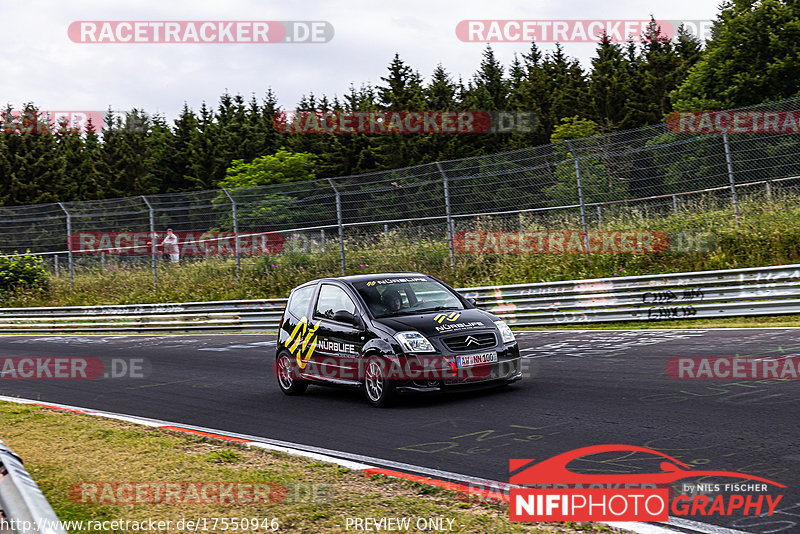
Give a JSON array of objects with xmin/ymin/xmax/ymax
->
[
  {"xmin": 275, "ymin": 352, "xmax": 308, "ymax": 395},
  {"xmin": 364, "ymin": 357, "xmax": 395, "ymax": 408}
]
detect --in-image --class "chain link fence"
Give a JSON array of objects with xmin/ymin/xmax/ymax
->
[{"xmin": 3, "ymin": 97, "xmax": 800, "ymax": 288}]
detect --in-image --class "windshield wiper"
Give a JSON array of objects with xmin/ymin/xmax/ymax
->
[{"xmin": 394, "ymin": 306, "xmax": 459, "ymax": 315}]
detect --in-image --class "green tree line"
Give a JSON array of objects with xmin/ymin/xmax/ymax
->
[{"xmin": 2, "ymin": 1, "xmax": 800, "ymax": 208}]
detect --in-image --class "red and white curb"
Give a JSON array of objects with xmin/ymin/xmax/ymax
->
[{"xmin": 1, "ymin": 395, "xmax": 749, "ymax": 534}]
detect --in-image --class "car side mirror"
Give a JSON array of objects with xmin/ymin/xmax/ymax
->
[
  {"xmin": 333, "ymin": 310, "xmax": 360, "ymax": 327},
  {"xmin": 467, "ymin": 298, "xmax": 477, "ymax": 307}
]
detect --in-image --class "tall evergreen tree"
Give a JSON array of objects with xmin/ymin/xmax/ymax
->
[
  {"xmin": 672, "ymin": 0, "xmax": 800, "ymax": 109},
  {"xmin": 589, "ymin": 33, "xmax": 634, "ymax": 131}
]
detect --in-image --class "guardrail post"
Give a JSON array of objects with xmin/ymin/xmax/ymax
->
[
  {"xmin": 435, "ymin": 162, "xmax": 456, "ymax": 272},
  {"xmin": 57, "ymin": 202, "xmax": 74, "ymax": 289},
  {"xmin": 766, "ymin": 180, "xmax": 772, "ymax": 201},
  {"xmin": 327, "ymin": 178, "xmax": 346, "ymax": 275},
  {"xmin": 722, "ymin": 133, "xmax": 741, "ymax": 228},
  {"xmin": 140, "ymin": 195, "xmax": 157, "ymax": 290},
  {"xmin": 672, "ymin": 194, "xmax": 678, "ymax": 215},
  {"xmin": 518, "ymin": 212, "xmax": 524, "ymax": 232},
  {"xmin": 565, "ymin": 141, "xmax": 590, "ymax": 259},
  {"xmin": 222, "ymin": 188, "xmax": 241, "ymax": 278},
  {"xmin": 596, "ymin": 205, "xmax": 602, "ymax": 229},
  {"xmin": 320, "ymin": 228, "xmax": 326, "ymax": 249},
  {"xmin": 54, "ymin": 254, "xmax": 59, "ymax": 277}
]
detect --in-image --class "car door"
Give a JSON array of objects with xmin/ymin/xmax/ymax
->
[
  {"xmin": 280, "ymin": 283, "xmax": 320, "ymax": 376},
  {"xmin": 311, "ymin": 283, "xmax": 364, "ymax": 383}
]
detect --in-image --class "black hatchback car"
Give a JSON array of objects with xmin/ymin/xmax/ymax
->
[{"xmin": 274, "ymin": 272, "xmax": 522, "ymax": 407}]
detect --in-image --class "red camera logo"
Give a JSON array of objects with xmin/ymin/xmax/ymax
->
[{"xmin": 510, "ymin": 445, "xmax": 785, "ymax": 522}]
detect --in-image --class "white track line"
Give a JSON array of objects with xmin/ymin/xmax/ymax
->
[{"xmin": 0, "ymin": 395, "xmax": 740, "ymax": 534}]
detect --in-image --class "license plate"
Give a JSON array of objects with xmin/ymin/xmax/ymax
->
[{"xmin": 457, "ymin": 352, "xmax": 498, "ymax": 367}]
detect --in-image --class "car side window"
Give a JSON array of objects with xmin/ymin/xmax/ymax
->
[
  {"xmin": 314, "ymin": 284, "xmax": 356, "ymax": 321},
  {"xmin": 286, "ymin": 285, "xmax": 315, "ymax": 318}
]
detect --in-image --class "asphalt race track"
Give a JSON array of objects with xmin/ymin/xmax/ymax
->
[{"xmin": 1, "ymin": 330, "xmax": 799, "ymax": 534}]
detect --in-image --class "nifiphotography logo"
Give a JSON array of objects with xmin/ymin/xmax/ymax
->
[{"xmin": 509, "ymin": 445, "xmax": 785, "ymax": 522}]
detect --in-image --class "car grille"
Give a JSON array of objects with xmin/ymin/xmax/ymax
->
[{"xmin": 442, "ymin": 332, "xmax": 497, "ymax": 352}]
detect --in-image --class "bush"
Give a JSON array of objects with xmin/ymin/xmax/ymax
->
[{"xmin": 0, "ymin": 253, "xmax": 49, "ymax": 296}]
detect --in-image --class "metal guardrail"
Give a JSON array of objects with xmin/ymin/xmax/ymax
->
[
  {"xmin": 0, "ymin": 299, "xmax": 287, "ymax": 333},
  {"xmin": 459, "ymin": 263, "xmax": 800, "ymax": 326},
  {"xmin": 0, "ymin": 264, "xmax": 799, "ymax": 332},
  {"xmin": 0, "ymin": 439, "xmax": 67, "ymax": 534}
]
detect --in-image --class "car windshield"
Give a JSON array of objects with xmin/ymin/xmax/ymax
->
[{"xmin": 353, "ymin": 277, "xmax": 465, "ymax": 318}]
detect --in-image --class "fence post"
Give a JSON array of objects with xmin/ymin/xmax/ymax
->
[
  {"xmin": 327, "ymin": 178, "xmax": 346, "ymax": 275},
  {"xmin": 766, "ymin": 180, "xmax": 772, "ymax": 201},
  {"xmin": 57, "ymin": 202, "xmax": 74, "ymax": 289},
  {"xmin": 672, "ymin": 195, "xmax": 678, "ymax": 215},
  {"xmin": 565, "ymin": 140, "xmax": 590, "ymax": 259},
  {"xmin": 221, "ymin": 188, "xmax": 241, "ymax": 278},
  {"xmin": 435, "ymin": 162, "xmax": 456, "ymax": 272},
  {"xmin": 140, "ymin": 195, "xmax": 157, "ymax": 290},
  {"xmin": 320, "ymin": 228, "xmax": 326, "ymax": 249},
  {"xmin": 722, "ymin": 133, "xmax": 741, "ymax": 228},
  {"xmin": 518, "ymin": 212, "xmax": 524, "ymax": 232},
  {"xmin": 54, "ymin": 254, "xmax": 59, "ymax": 277}
]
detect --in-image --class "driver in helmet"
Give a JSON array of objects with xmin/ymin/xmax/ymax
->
[{"xmin": 382, "ymin": 289, "xmax": 403, "ymax": 311}]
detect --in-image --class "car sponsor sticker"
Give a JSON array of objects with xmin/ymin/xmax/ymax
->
[
  {"xmin": 434, "ymin": 312, "xmax": 461, "ymax": 323},
  {"xmin": 285, "ymin": 316, "xmax": 321, "ymax": 369},
  {"xmin": 435, "ymin": 321, "xmax": 486, "ymax": 332},
  {"xmin": 365, "ymin": 277, "xmax": 428, "ymax": 286},
  {"xmin": 316, "ymin": 339, "xmax": 358, "ymax": 355}
]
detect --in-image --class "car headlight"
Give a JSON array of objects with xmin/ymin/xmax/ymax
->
[
  {"xmin": 494, "ymin": 320, "xmax": 515, "ymax": 343},
  {"xmin": 394, "ymin": 331, "xmax": 436, "ymax": 353}
]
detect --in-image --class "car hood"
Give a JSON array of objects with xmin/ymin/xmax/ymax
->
[{"xmin": 374, "ymin": 308, "xmax": 498, "ymax": 338}]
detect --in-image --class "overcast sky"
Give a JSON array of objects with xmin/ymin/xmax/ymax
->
[{"xmin": 1, "ymin": 0, "xmax": 722, "ymax": 122}]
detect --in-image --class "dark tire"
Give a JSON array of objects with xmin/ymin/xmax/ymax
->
[
  {"xmin": 364, "ymin": 357, "xmax": 396, "ymax": 408},
  {"xmin": 275, "ymin": 352, "xmax": 308, "ymax": 395}
]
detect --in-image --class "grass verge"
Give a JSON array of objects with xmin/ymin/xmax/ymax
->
[{"xmin": 0, "ymin": 402, "xmax": 617, "ymax": 534}]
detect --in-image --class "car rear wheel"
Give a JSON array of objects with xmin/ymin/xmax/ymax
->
[
  {"xmin": 275, "ymin": 352, "xmax": 308, "ymax": 395},
  {"xmin": 364, "ymin": 357, "xmax": 395, "ymax": 408}
]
